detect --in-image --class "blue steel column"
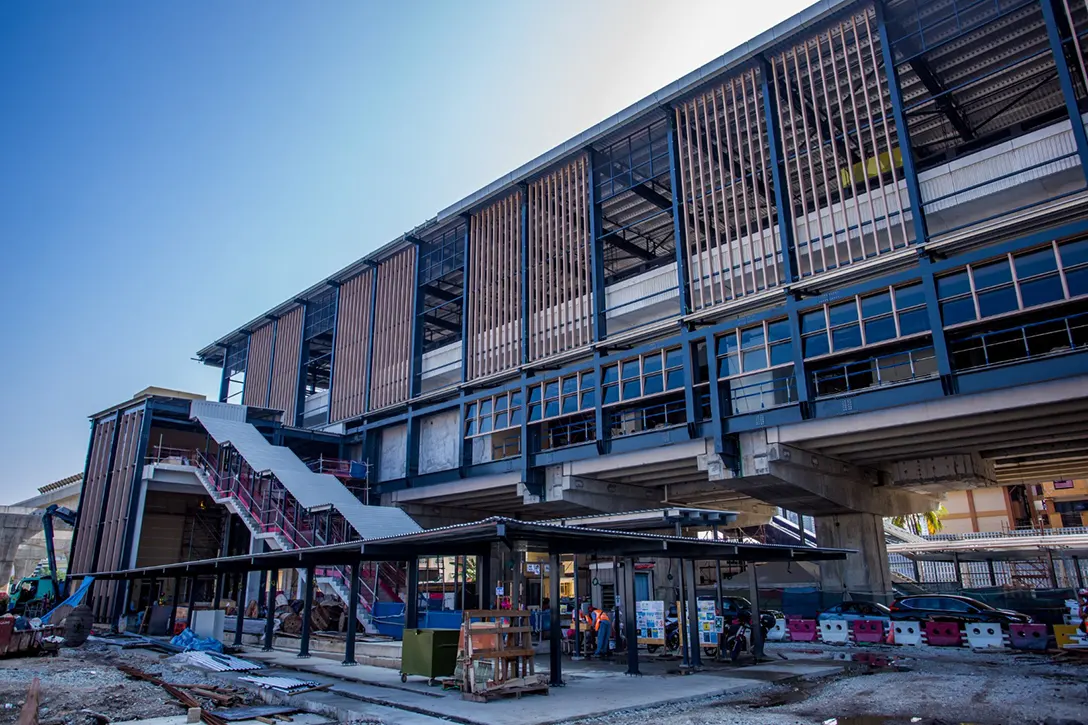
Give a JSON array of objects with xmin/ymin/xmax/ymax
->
[
  {"xmin": 875, "ymin": 1, "xmax": 954, "ymax": 388},
  {"xmin": 593, "ymin": 356, "xmax": 608, "ymax": 455},
  {"xmin": 665, "ymin": 108, "xmax": 691, "ymax": 315},
  {"xmin": 520, "ymin": 184, "xmax": 530, "ymax": 364},
  {"xmin": 326, "ymin": 282, "xmax": 342, "ymax": 415},
  {"xmin": 408, "ymin": 238, "xmax": 425, "ymax": 398},
  {"xmin": 459, "ymin": 216, "xmax": 472, "ymax": 383},
  {"xmin": 704, "ymin": 332, "xmax": 726, "ymax": 451},
  {"xmin": 119, "ymin": 403, "xmax": 155, "ymax": 571},
  {"xmin": 363, "ymin": 262, "xmax": 380, "ymax": 413},
  {"xmin": 586, "ymin": 148, "xmax": 607, "ymax": 341},
  {"xmin": 66, "ymin": 417, "xmax": 98, "ymax": 596},
  {"xmin": 241, "ymin": 332, "xmax": 252, "ymax": 404},
  {"xmin": 218, "ymin": 344, "xmax": 230, "ymax": 403},
  {"xmin": 1041, "ymin": 0, "xmax": 1088, "ymax": 173},
  {"xmin": 760, "ymin": 60, "xmax": 798, "ymax": 285},
  {"xmin": 265, "ymin": 317, "xmax": 279, "ymax": 407},
  {"xmin": 682, "ymin": 340, "xmax": 699, "ymax": 436},
  {"xmin": 761, "ymin": 58, "xmax": 811, "ymax": 409}
]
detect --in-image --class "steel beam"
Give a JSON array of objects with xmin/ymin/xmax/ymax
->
[
  {"xmin": 760, "ymin": 58, "xmax": 798, "ymax": 284},
  {"xmin": 666, "ymin": 109, "xmax": 691, "ymax": 315},
  {"xmin": 587, "ymin": 150, "xmax": 607, "ymax": 341},
  {"xmin": 1042, "ymin": 0, "xmax": 1088, "ymax": 175},
  {"xmin": 218, "ymin": 344, "xmax": 231, "ymax": 403}
]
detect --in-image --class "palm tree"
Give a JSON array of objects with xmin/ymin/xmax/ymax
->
[{"xmin": 891, "ymin": 504, "xmax": 947, "ymax": 536}]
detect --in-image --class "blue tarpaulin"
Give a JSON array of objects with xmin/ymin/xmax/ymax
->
[{"xmin": 40, "ymin": 576, "xmax": 94, "ymax": 624}]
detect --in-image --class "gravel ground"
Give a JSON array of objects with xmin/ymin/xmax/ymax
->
[
  {"xmin": 0, "ymin": 644, "xmax": 264, "ymax": 725},
  {"xmin": 570, "ymin": 642, "xmax": 1088, "ymax": 725}
]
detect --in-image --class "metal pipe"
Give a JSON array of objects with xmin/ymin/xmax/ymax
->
[
  {"xmin": 344, "ymin": 560, "xmax": 361, "ymax": 665},
  {"xmin": 623, "ymin": 557, "xmax": 640, "ymax": 676},
  {"xmin": 684, "ymin": 559, "xmax": 702, "ymax": 668}
]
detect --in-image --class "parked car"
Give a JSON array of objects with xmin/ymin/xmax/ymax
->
[
  {"xmin": 818, "ymin": 601, "xmax": 891, "ymax": 624},
  {"xmin": 889, "ymin": 595, "xmax": 1032, "ymax": 624}
]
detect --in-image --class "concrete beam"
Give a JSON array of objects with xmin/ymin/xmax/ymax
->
[{"xmin": 889, "ymin": 454, "xmax": 998, "ymax": 491}]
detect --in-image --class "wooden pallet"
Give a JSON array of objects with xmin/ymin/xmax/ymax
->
[
  {"xmin": 460, "ymin": 681, "xmax": 549, "ymax": 703},
  {"xmin": 458, "ymin": 610, "xmax": 538, "ymax": 700}
]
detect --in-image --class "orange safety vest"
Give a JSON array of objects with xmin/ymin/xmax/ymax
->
[{"xmin": 593, "ymin": 610, "xmax": 610, "ymax": 631}]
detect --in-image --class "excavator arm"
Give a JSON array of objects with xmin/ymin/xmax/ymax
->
[{"xmin": 42, "ymin": 504, "xmax": 78, "ymax": 600}]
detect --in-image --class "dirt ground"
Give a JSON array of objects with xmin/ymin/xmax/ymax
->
[
  {"xmin": 573, "ymin": 643, "xmax": 1088, "ymax": 725},
  {"xmin": 0, "ymin": 643, "xmax": 261, "ymax": 725}
]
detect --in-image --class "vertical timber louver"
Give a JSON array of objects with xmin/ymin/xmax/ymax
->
[
  {"xmin": 329, "ymin": 269, "xmax": 373, "ymax": 422},
  {"xmin": 675, "ymin": 67, "xmax": 782, "ymax": 311},
  {"xmin": 268, "ymin": 305, "xmax": 304, "ymax": 424},
  {"xmin": 771, "ymin": 5, "xmax": 913, "ymax": 278},
  {"xmin": 242, "ymin": 321, "xmax": 274, "ymax": 407},
  {"xmin": 467, "ymin": 192, "xmax": 522, "ymax": 380},
  {"xmin": 369, "ymin": 247, "xmax": 416, "ymax": 410},
  {"xmin": 70, "ymin": 415, "xmax": 117, "ymax": 576},
  {"xmin": 527, "ymin": 156, "xmax": 593, "ymax": 360}
]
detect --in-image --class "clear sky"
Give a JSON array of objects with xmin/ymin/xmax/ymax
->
[{"xmin": 0, "ymin": 0, "xmax": 812, "ymax": 502}]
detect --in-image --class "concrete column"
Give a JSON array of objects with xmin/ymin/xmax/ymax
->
[{"xmin": 814, "ymin": 512, "xmax": 894, "ymax": 605}]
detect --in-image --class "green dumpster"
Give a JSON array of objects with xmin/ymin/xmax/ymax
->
[{"xmin": 400, "ymin": 628, "xmax": 460, "ymax": 685}]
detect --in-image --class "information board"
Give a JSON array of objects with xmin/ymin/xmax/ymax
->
[{"xmin": 635, "ymin": 600, "xmax": 665, "ymax": 645}]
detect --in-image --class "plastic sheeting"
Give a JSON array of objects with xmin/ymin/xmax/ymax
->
[{"xmin": 40, "ymin": 576, "xmax": 94, "ymax": 624}]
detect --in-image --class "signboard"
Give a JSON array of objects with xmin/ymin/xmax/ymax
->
[
  {"xmin": 698, "ymin": 600, "xmax": 720, "ymax": 646},
  {"xmin": 636, "ymin": 600, "xmax": 665, "ymax": 645},
  {"xmin": 525, "ymin": 563, "xmax": 541, "ymax": 576},
  {"xmin": 495, "ymin": 586, "xmax": 504, "ymax": 596}
]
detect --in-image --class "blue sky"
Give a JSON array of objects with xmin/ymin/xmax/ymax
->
[{"xmin": 0, "ymin": 0, "xmax": 810, "ymax": 501}]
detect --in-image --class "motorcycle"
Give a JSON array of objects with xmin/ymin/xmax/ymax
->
[
  {"xmin": 723, "ymin": 610, "xmax": 776, "ymax": 661},
  {"xmin": 644, "ymin": 614, "xmax": 680, "ymax": 654}
]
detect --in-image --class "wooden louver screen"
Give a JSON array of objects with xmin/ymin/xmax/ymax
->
[
  {"xmin": 268, "ymin": 305, "xmax": 304, "ymax": 425},
  {"xmin": 527, "ymin": 156, "xmax": 593, "ymax": 361},
  {"xmin": 770, "ymin": 4, "xmax": 912, "ymax": 278},
  {"xmin": 675, "ymin": 66, "xmax": 782, "ymax": 312},
  {"xmin": 369, "ymin": 247, "xmax": 416, "ymax": 410},
  {"xmin": 329, "ymin": 269, "xmax": 373, "ymax": 423},
  {"xmin": 466, "ymin": 192, "xmax": 522, "ymax": 380},
  {"xmin": 242, "ymin": 321, "xmax": 274, "ymax": 407}
]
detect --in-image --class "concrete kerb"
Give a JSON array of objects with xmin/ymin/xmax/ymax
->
[{"xmin": 220, "ymin": 647, "xmax": 846, "ymax": 725}]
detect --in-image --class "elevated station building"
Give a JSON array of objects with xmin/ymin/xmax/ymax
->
[{"xmin": 70, "ymin": 0, "xmax": 1088, "ymax": 616}]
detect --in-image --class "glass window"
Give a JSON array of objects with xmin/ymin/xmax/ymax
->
[
  {"xmin": 742, "ymin": 348, "xmax": 767, "ymax": 372},
  {"xmin": 622, "ymin": 379, "xmax": 641, "ymax": 399},
  {"xmin": 643, "ymin": 373, "xmax": 664, "ymax": 396},
  {"xmin": 895, "ymin": 283, "xmax": 925, "ymax": 310},
  {"xmin": 603, "ymin": 384, "xmax": 619, "ymax": 405},
  {"xmin": 621, "ymin": 360, "xmax": 640, "ymax": 380},
  {"xmin": 602, "ymin": 365, "xmax": 619, "ymax": 384},
  {"xmin": 561, "ymin": 395, "xmax": 578, "ymax": 414},
  {"xmin": 767, "ymin": 319, "xmax": 790, "ymax": 342},
  {"xmin": 580, "ymin": 390, "xmax": 595, "ymax": 409},
  {"xmin": 937, "ymin": 270, "xmax": 971, "ymax": 299},
  {"xmin": 511, "ymin": 391, "xmax": 522, "ymax": 407},
  {"xmin": 529, "ymin": 386, "xmax": 542, "ymax": 403},
  {"xmin": 740, "ymin": 325, "xmax": 765, "ymax": 349},
  {"xmin": 898, "ymin": 308, "xmax": 929, "ymax": 336},
  {"xmin": 1059, "ymin": 238, "xmax": 1088, "ymax": 267},
  {"xmin": 800, "ymin": 309, "xmax": 827, "ymax": 334},
  {"xmin": 864, "ymin": 316, "xmax": 897, "ymax": 344},
  {"xmin": 828, "ymin": 300, "xmax": 859, "ymax": 327},
  {"xmin": 494, "ymin": 394, "xmax": 508, "ymax": 412},
  {"xmin": 769, "ymin": 341, "xmax": 793, "ymax": 366},
  {"xmin": 545, "ymin": 399, "xmax": 560, "ymax": 418},
  {"xmin": 480, "ymin": 399, "xmax": 493, "ymax": 417},
  {"xmin": 803, "ymin": 332, "xmax": 830, "ymax": 358},
  {"xmin": 580, "ymin": 371, "xmax": 596, "ymax": 389},
  {"xmin": 529, "ymin": 404, "xmax": 542, "ymax": 421},
  {"xmin": 941, "ymin": 297, "xmax": 976, "ymax": 326},
  {"xmin": 511, "ymin": 407, "xmax": 523, "ymax": 426},
  {"xmin": 665, "ymin": 348, "xmax": 684, "ymax": 369},
  {"xmin": 831, "ymin": 324, "xmax": 862, "ymax": 351},
  {"xmin": 972, "ymin": 259, "xmax": 1012, "ymax": 290},
  {"xmin": 466, "ymin": 418, "xmax": 477, "ymax": 436},
  {"xmin": 718, "ymin": 355, "xmax": 740, "ymax": 378},
  {"xmin": 1066, "ymin": 266, "xmax": 1088, "ymax": 297},
  {"xmin": 1015, "ymin": 247, "xmax": 1058, "ymax": 278},
  {"xmin": 861, "ymin": 290, "xmax": 892, "ymax": 318},
  {"xmin": 494, "ymin": 413, "xmax": 508, "ymax": 430},
  {"xmin": 1019, "ymin": 275, "xmax": 1064, "ymax": 308},
  {"xmin": 642, "ymin": 352, "xmax": 663, "ymax": 374},
  {"xmin": 717, "ymin": 332, "xmax": 739, "ymax": 356},
  {"xmin": 666, "ymin": 368, "xmax": 685, "ymax": 389},
  {"xmin": 480, "ymin": 417, "xmax": 492, "ymax": 434},
  {"xmin": 544, "ymin": 381, "xmax": 559, "ymax": 399},
  {"xmin": 562, "ymin": 376, "xmax": 578, "ymax": 395},
  {"xmin": 466, "ymin": 403, "xmax": 477, "ymax": 419},
  {"xmin": 977, "ymin": 286, "xmax": 1018, "ymax": 318}
]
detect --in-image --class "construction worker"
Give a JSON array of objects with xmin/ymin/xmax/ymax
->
[{"xmin": 590, "ymin": 606, "xmax": 612, "ymax": 657}]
